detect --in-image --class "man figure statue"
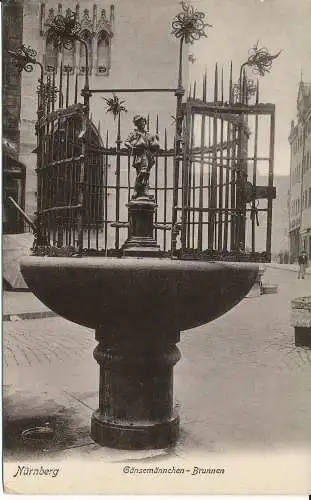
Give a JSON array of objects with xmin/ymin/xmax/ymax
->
[
  {"xmin": 298, "ymin": 251, "xmax": 309, "ymax": 279},
  {"xmin": 125, "ymin": 115, "xmax": 160, "ymax": 199}
]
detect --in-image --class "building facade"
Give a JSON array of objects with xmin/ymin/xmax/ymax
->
[
  {"xmin": 2, "ymin": 0, "xmax": 26, "ymax": 234},
  {"xmin": 288, "ymin": 81, "xmax": 311, "ymax": 262}
]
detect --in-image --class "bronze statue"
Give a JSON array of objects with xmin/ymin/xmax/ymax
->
[{"xmin": 125, "ymin": 115, "xmax": 160, "ymax": 199}]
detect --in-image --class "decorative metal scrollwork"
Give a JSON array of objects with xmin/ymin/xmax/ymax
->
[
  {"xmin": 46, "ymin": 9, "xmax": 82, "ymax": 51},
  {"xmin": 172, "ymin": 1, "xmax": 212, "ymax": 44},
  {"xmin": 37, "ymin": 80, "xmax": 59, "ymax": 105},
  {"xmin": 245, "ymin": 41, "xmax": 281, "ymax": 76},
  {"xmin": 233, "ymin": 79, "xmax": 257, "ymax": 103},
  {"xmin": 7, "ymin": 44, "xmax": 38, "ymax": 73},
  {"xmin": 245, "ymin": 79, "xmax": 257, "ymax": 97},
  {"xmin": 103, "ymin": 94, "xmax": 127, "ymax": 120}
]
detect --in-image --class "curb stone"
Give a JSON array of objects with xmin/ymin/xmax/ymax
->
[{"xmin": 3, "ymin": 311, "xmax": 58, "ymax": 322}]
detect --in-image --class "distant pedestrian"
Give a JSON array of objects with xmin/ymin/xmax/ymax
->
[{"xmin": 298, "ymin": 251, "xmax": 308, "ymax": 279}]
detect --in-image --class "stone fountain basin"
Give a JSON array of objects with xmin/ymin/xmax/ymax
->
[{"xmin": 20, "ymin": 256, "xmax": 258, "ymax": 335}]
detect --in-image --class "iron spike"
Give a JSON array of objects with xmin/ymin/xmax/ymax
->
[
  {"xmin": 243, "ymin": 68, "xmax": 247, "ymax": 104},
  {"xmin": 65, "ymin": 68, "xmax": 70, "ymax": 108},
  {"xmin": 214, "ymin": 63, "xmax": 218, "ymax": 102},
  {"xmin": 59, "ymin": 61, "xmax": 63, "ymax": 108},
  {"xmin": 193, "ymin": 80, "xmax": 197, "ymax": 99},
  {"xmin": 74, "ymin": 74, "xmax": 78, "ymax": 104},
  {"xmin": 229, "ymin": 60, "xmax": 233, "ymax": 104},
  {"xmin": 117, "ymin": 111, "xmax": 121, "ymax": 142},
  {"xmin": 203, "ymin": 70, "xmax": 207, "ymax": 102},
  {"xmin": 52, "ymin": 67, "xmax": 56, "ymax": 111}
]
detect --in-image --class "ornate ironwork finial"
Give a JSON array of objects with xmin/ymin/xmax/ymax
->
[
  {"xmin": 7, "ymin": 44, "xmax": 38, "ymax": 73},
  {"xmin": 46, "ymin": 9, "xmax": 82, "ymax": 50},
  {"xmin": 103, "ymin": 94, "xmax": 127, "ymax": 120},
  {"xmin": 171, "ymin": 1, "xmax": 212, "ymax": 44},
  {"xmin": 245, "ymin": 41, "xmax": 281, "ymax": 76}
]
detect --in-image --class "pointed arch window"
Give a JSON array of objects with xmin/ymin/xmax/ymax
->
[
  {"xmin": 97, "ymin": 31, "xmax": 110, "ymax": 75},
  {"xmin": 79, "ymin": 30, "xmax": 92, "ymax": 74},
  {"xmin": 45, "ymin": 37, "xmax": 58, "ymax": 72},
  {"xmin": 62, "ymin": 43, "xmax": 75, "ymax": 73}
]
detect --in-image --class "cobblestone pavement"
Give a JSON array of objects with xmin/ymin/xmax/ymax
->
[
  {"xmin": 3, "ymin": 317, "xmax": 97, "ymax": 391},
  {"xmin": 3, "ymin": 291, "xmax": 53, "ymax": 316},
  {"xmin": 175, "ymin": 268, "xmax": 311, "ymax": 455},
  {"xmin": 3, "ymin": 267, "xmax": 311, "ymax": 458}
]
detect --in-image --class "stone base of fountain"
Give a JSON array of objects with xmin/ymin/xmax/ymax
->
[
  {"xmin": 90, "ymin": 327, "xmax": 181, "ymax": 449},
  {"xmin": 122, "ymin": 197, "xmax": 160, "ymax": 257},
  {"xmin": 91, "ymin": 413, "xmax": 179, "ymax": 450}
]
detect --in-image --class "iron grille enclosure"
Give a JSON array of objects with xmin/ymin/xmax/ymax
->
[{"xmin": 32, "ymin": 64, "xmax": 276, "ymax": 261}]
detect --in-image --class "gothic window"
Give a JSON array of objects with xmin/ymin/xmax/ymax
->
[
  {"xmin": 62, "ymin": 43, "xmax": 75, "ymax": 73},
  {"xmin": 97, "ymin": 31, "xmax": 110, "ymax": 75},
  {"xmin": 79, "ymin": 30, "xmax": 92, "ymax": 73},
  {"xmin": 45, "ymin": 37, "xmax": 58, "ymax": 72}
]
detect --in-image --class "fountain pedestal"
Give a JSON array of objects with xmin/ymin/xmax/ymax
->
[
  {"xmin": 91, "ymin": 328, "xmax": 180, "ymax": 449},
  {"xmin": 122, "ymin": 197, "xmax": 160, "ymax": 257}
]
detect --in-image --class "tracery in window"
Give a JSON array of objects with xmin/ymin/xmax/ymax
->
[
  {"xmin": 40, "ymin": 3, "xmax": 115, "ymax": 76},
  {"xmin": 97, "ymin": 31, "xmax": 110, "ymax": 75},
  {"xmin": 79, "ymin": 30, "xmax": 92, "ymax": 74}
]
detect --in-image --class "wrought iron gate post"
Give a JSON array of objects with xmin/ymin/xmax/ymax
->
[
  {"xmin": 80, "ymin": 39, "xmax": 91, "ymax": 111},
  {"xmin": 172, "ymin": 38, "xmax": 185, "ymax": 256},
  {"xmin": 266, "ymin": 109, "xmax": 276, "ymax": 260},
  {"xmin": 77, "ymin": 107, "xmax": 88, "ymax": 254},
  {"xmin": 115, "ymin": 111, "xmax": 121, "ymax": 250},
  {"xmin": 171, "ymin": 1, "xmax": 211, "ymax": 256}
]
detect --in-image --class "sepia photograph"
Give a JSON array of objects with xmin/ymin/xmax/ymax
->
[{"xmin": 2, "ymin": 0, "xmax": 311, "ymax": 494}]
